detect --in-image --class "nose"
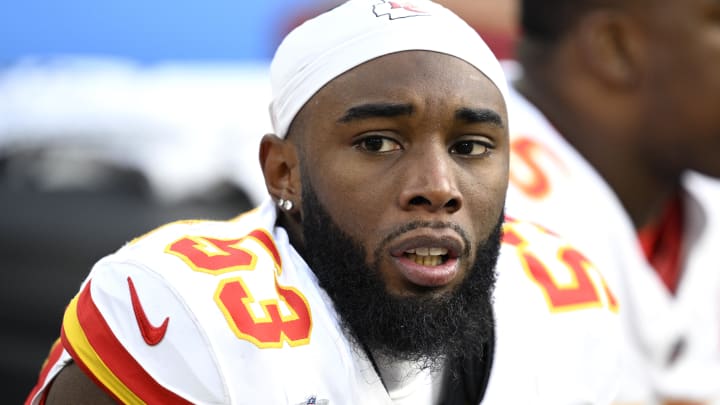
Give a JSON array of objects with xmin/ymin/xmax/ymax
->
[{"xmin": 398, "ymin": 149, "xmax": 462, "ymax": 214}]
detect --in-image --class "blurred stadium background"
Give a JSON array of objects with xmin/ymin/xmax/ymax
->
[
  {"xmin": 0, "ymin": 1, "xmax": 323, "ymax": 401},
  {"xmin": 0, "ymin": 0, "xmax": 517, "ymax": 402}
]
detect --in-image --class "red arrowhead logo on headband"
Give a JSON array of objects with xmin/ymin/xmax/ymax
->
[{"xmin": 373, "ymin": 0, "xmax": 430, "ymax": 19}]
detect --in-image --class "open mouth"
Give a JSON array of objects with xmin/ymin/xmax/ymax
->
[
  {"xmin": 403, "ymin": 247, "xmax": 449, "ymax": 267},
  {"xmin": 388, "ymin": 231, "xmax": 464, "ymax": 287}
]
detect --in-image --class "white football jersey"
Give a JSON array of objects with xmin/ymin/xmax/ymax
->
[
  {"xmin": 504, "ymin": 73, "xmax": 720, "ymax": 403},
  {"xmin": 26, "ymin": 199, "xmax": 620, "ymax": 405}
]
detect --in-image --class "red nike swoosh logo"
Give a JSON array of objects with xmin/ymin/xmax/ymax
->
[{"xmin": 127, "ymin": 276, "xmax": 169, "ymax": 346}]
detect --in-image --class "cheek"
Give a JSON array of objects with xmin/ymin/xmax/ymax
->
[
  {"xmin": 461, "ymin": 168, "xmax": 508, "ymax": 226},
  {"xmin": 462, "ymin": 160, "xmax": 509, "ymax": 199},
  {"xmin": 655, "ymin": 63, "xmax": 720, "ymax": 134},
  {"xmin": 306, "ymin": 160, "xmax": 390, "ymax": 237},
  {"xmin": 467, "ymin": 182, "xmax": 507, "ymax": 214}
]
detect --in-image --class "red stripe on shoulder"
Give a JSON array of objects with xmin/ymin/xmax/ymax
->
[
  {"xmin": 65, "ymin": 280, "xmax": 193, "ymax": 404},
  {"xmin": 249, "ymin": 229, "xmax": 282, "ymax": 269}
]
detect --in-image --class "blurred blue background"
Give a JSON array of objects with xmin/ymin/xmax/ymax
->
[
  {"xmin": 0, "ymin": 0, "xmax": 322, "ymax": 63},
  {"xmin": 1, "ymin": 1, "xmax": 331, "ymax": 403}
]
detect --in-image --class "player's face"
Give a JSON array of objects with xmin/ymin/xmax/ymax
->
[
  {"xmin": 299, "ymin": 175, "xmax": 500, "ymax": 363},
  {"xmin": 292, "ymin": 50, "xmax": 509, "ymax": 297},
  {"xmin": 636, "ymin": 0, "xmax": 720, "ymax": 177}
]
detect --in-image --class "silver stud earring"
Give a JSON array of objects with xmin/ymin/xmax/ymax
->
[{"xmin": 277, "ymin": 198, "xmax": 294, "ymax": 211}]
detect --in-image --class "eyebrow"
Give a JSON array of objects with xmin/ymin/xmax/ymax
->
[
  {"xmin": 336, "ymin": 103, "xmax": 505, "ymax": 128},
  {"xmin": 455, "ymin": 107, "xmax": 505, "ymax": 128},
  {"xmin": 337, "ymin": 103, "xmax": 414, "ymax": 123}
]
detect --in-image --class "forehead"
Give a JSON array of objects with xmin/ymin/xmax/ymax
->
[{"xmin": 293, "ymin": 50, "xmax": 507, "ymax": 131}]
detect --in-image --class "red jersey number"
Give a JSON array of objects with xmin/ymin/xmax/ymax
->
[
  {"xmin": 167, "ymin": 229, "xmax": 312, "ymax": 348},
  {"xmin": 503, "ymin": 220, "xmax": 618, "ymax": 313}
]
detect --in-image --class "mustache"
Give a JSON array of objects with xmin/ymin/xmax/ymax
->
[{"xmin": 375, "ymin": 220, "xmax": 472, "ymax": 259}]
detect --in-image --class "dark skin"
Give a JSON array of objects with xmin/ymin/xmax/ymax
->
[
  {"xmin": 517, "ymin": 0, "xmax": 720, "ymax": 404},
  {"xmin": 516, "ymin": 0, "xmax": 720, "ymax": 229},
  {"xmin": 261, "ymin": 50, "xmax": 508, "ymax": 296},
  {"xmin": 45, "ymin": 50, "xmax": 509, "ymax": 402},
  {"xmin": 45, "ymin": 362, "xmax": 116, "ymax": 404}
]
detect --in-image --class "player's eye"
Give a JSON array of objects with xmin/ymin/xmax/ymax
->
[
  {"xmin": 450, "ymin": 140, "xmax": 492, "ymax": 156},
  {"xmin": 354, "ymin": 135, "xmax": 402, "ymax": 153}
]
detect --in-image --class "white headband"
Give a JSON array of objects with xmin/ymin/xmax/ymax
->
[{"xmin": 269, "ymin": 0, "xmax": 509, "ymax": 138}]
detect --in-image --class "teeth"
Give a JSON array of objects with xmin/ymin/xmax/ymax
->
[
  {"xmin": 405, "ymin": 253, "xmax": 445, "ymax": 266},
  {"xmin": 403, "ymin": 247, "xmax": 449, "ymax": 266},
  {"xmin": 429, "ymin": 247, "xmax": 447, "ymax": 256},
  {"xmin": 406, "ymin": 254, "xmax": 438, "ymax": 266},
  {"xmin": 405, "ymin": 247, "xmax": 448, "ymax": 256}
]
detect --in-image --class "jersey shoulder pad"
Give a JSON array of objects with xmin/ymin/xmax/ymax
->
[
  {"xmin": 108, "ymin": 207, "xmax": 281, "ymax": 279},
  {"xmin": 62, "ymin": 259, "xmax": 230, "ymax": 404},
  {"xmin": 491, "ymin": 217, "xmax": 622, "ymax": 403},
  {"xmin": 499, "ymin": 216, "xmax": 620, "ymax": 315}
]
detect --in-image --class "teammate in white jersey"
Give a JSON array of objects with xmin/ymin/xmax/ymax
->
[
  {"xmin": 505, "ymin": 0, "xmax": 720, "ymax": 403},
  {"xmin": 25, "ymin": 0, "xmax": 620, "ymax": 403}
]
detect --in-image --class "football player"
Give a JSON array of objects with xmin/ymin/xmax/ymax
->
[
  {"xmin": 505, "ymin": 0, "xmax": 720, "ymax": 403},
  {"xmin": 26, "ymin": 0, "xmax": 620, "ymax": 403}
]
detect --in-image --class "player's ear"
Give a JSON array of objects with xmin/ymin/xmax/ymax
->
[
  {"xmin": 259, "ymin": 133, "xmax": 302, "ymax": 207},
  {"xmin": 575, "ymin": 9, "xmax": 641, "ymax": 89}
]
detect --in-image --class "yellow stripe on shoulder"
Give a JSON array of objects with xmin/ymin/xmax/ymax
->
[{"xmin": 63, "ymin": 295, "xmax": 146, "ymax": 405}]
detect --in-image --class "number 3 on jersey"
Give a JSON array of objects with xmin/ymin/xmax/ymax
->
[
  {"xmin": 504, "ymin": 219, "xmax": 619, "ymax": 313},
  {"xmin": 167, "ymin": 229, "xmax": 313, "ymax": 348}
]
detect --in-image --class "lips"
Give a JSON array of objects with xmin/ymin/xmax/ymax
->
[{"xmin": 389, "ymin": 232, "xmax": 464, "ymax": 287}]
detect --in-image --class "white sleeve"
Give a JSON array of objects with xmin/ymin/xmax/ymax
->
[{"xmin": 60, "ymin": 258, "xmax": 230, "ymax": 404}]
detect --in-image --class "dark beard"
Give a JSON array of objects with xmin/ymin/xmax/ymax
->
[{"xmin": 300, "ymin": 182, "xmax": 501, "ymax": 370}]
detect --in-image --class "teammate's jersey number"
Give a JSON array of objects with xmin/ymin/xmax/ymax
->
[
  {"xmin": 509, "ymin": 137, "xmax": 563, "ymax": 200},
  {"xmin": 167, "ymin": 229, "xmax": 312, "ymax": 348},
  {"xmin": 504, "ymin": 219, "xmax": 618, "ymax": 313}
]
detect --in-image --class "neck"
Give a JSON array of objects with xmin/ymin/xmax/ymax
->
[
  {"xmin": 277, "ymin": 210, "xmax": 305, "ymax": 253},
  {"xmin": 515, "ymin": 74, "xmax": 683, "ymax": 229}
]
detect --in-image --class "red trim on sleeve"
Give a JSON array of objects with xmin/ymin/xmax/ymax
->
[{"xmin": 63, "ymin": 280, "xmax": 194, "ymax": 404}]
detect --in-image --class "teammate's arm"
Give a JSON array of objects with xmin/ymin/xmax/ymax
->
[{"xmin": 45, "ymin": 362, "xmax": 116, "ymax": 405}]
